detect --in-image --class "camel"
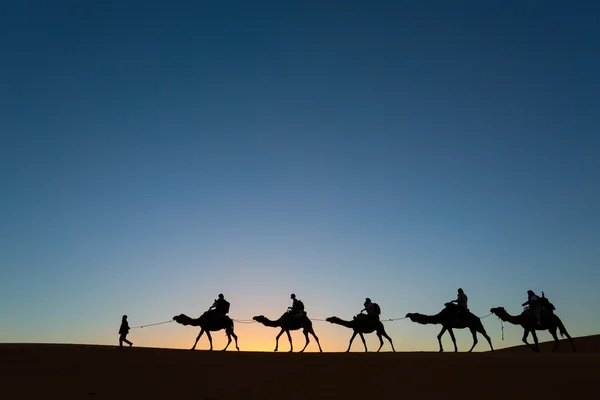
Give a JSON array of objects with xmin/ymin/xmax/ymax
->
[
  {"xmin": 405, "ymin": 303, "xmax": 494, "ymax": 352},
  {"xmin": 252, "ymin": 313, "xmax": 323, "ymax": 352},
  {"xmin": 490, "ymin": 306, "xmax": 575, "ymax": 352},
  {"xmin": 173, "ymin": 312, "xmax": 239, "ymax": 351},
  {"xmin": 325, "ymin": 316, "xmax": 396, "ymax": 352}
]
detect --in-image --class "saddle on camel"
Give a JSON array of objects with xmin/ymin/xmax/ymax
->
[{"xmin": 445, "ymin": 302, "xmax": 470, "ymax": 324}]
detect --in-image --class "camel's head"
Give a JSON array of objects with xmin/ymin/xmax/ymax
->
[
  {"xmin": 173, "ymin": 314, "xmax": 193, "ymax": 326},
  {"xmin": 325, "ymin": 317, "xmax": 340, "ymax": 323},
  {"xmin": 489, "ymin": 307, "xmax": 507, "ymax": 317},
  {"xmin": 405, "ymin": 312, "xmax": 430, "ymax": 324},
  {"xmin": 405, "ymin": 313, "xmax": 423, "ymax": 322},
  {"xmin": 252, "ymin": 315, "xmax": 266, "ymax": 323}
]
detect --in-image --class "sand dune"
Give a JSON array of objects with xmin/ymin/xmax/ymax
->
[
  {"xmin": 1, "ymin": 337, "xmax": 598, "ymax": 399},
  {"xmin": 496, "ymin": 333, "xmax": 598, "ymax": 353}
]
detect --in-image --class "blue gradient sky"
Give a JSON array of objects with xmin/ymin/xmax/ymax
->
[{"xmin": 1, "ymin": 1, "xmax": 599, "ymax": 352}]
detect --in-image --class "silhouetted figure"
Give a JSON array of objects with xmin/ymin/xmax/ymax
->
[
  {"xmin": 354, "ymin": 297, "xmax": 381, "ymax": 322},
  {"xmin": 253, "ymin": 312, "xmax": 322, "ymax": 353},
  {"xmin": 287, "ymin": 293, "xmax": 305, "ymax": 318},
  {"xmin": 118, "ymin": 315, "xmax": 133, "ymax": 348},
  {"xmin": 405, "ymin": 303, "xmax": 494, "ymax": 352},
  {"xmin": 490, "ymin": 305, "xmax": 575, "ymax": 353},
  {"xmin": 173, "ymin": 309, "xmax": 239, "ymax": 351},
  {"xmin": 208, "ymin": 293, "xmax": 230, "ymax": 317},
  {"xmin": 537, "ymin": 291, "xmax": 557, "ymax": 315},
  {"xmin": 522, "ymin": 290, "xmax": 541, "ymax": 325},
  {"xmin": 326, "ymin": 315, "xmax": 395, "ymax": 352},
  {"xmin": 449, "ymin": 288, "xmax": 468, "ymax": 314}
]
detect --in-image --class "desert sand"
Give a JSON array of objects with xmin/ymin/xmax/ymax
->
[{"xmin": 1, "ymin": 335, "xmax": 597, "ymax": 399}]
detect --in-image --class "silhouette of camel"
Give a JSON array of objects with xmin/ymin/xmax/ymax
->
[
  {"xmin": 405, "ymin": 303, "xmax": 493, "ymax": 352},
  {"xmin": 252, "ymin": 313, "xmax": 323, "ymax": 352},
  {"xmin": 173, "ymin": 312, "xmax": 239, "ymax": 351},
  {"xmin": 325, "ymin": 316, "xmax": 396, "ymax": 352},
  {"xmin": 490, "ymin": 306, "xmax": 575, "ymax": 352}
]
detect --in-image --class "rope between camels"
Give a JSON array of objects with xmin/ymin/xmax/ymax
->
[
  {"xmin": 310, "ymin": 316, "xmax": 408, "ymax": 322},
  {"xmin": 131, "ymin": 320, "xmax": 174, "ymax": 329},
  {"xmin": 384, "ymin": 317, "xmax": 408, "ymax": 321},
  {"xmin": 131, "ymin": 312, "xmax": 491, "ymax": 329}
]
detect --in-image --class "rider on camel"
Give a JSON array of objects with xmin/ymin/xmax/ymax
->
[
  {"xmin": 522, "ymin": 290, "xmax": 542, "ymax": 325},
  {"xmin": 208, "ymin": 293, "xmax": 230, "ymax": 317},
  {"xmin": 355, "ymin": 298, "xmax": 381, "ymax": 322},
  {"xmin": 287, "ymin": 294, "xmax": 305, "ymax": 318},
  {"xmin": 449, "ymin": 288, "xmax": 468, "ymax": 315}
]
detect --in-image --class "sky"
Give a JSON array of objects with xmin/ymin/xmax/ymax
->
[{"xmin": 1, "ymin": 0, "xmax": 599, "ymax": 353}]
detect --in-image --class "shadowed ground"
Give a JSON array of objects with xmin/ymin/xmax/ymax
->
[
  {"xmin": 495, "ymin": 333, "xmax": 600, "ymax": 353},
  {"xmin": 1, "ymin": 338, "xmax": 598, "ymax": 399}
]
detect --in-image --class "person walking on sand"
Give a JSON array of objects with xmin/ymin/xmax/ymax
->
[{"xmin": 119, "ymin": 315, "xmax": 133, "ymax": 348}]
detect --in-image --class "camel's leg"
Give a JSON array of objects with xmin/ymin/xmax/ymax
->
[
  {"xmin": 478, "ymin": 327, "xmax": 494, "ymax": 351},
  {"xmin": 531, "ymin": 330, "xmax": 540, "ymax": 352},
  {"xmin": 549, "ymin": 327, "xmax": 560, "ymax": 353},
  {"xmin": 308, "ymin": 327, "xmax": 323, "ymax": 352},
  {"xmin": 359, "ymin": 333, "xmax": 368, "ymax": 352},
  {"xmin": 437, "ymin": 327, "xmax": 447, "ymax": 352},
  {"xmin": 522, "ymin": 330, "xmax": 536, "ymax": 352},
  {"xmin": 448, "ymin": 328, "xmax": 458, "ymax": 352},
  {"xmin": 192, "ymin": 328, "xmax": 205, "ymax": 350},
  {"xmin": 468, "ymin": 327, "xmax": 478, "ymax": 352},
  {"xmin": 569, "ymin": 337, "xmax": 576, "ymax": 352},
  {"xmin": 346, "ymin": 331, "xmax": 358, "ymax": 352},
  {"xmin": 223, "ymin": 331, "xmax": 232, "ymax": 351},
  {"xmin": 206, "ymin": 330, "xmax": 213, "ymax": 351},
  {"xmin": 376, "ymin": 333, "xmax": 384, "ymax": 352},
  {"xmin": 231, "ymin": 330, "xmax": 240, "ymax": 351},
  {"xmin": 300, "ymin": 329, "xmax": 310, "ymax": 353},
  {"xmin": 557, "ymin": 319, "xmax": 576, "ymax": 352},
  {"xmin": 381, "ymin": 329, "xmax": 395, "ymax": 352},
  {"xmin": 274, "ymin": 328, "xmax": 285, "ymax": 352},
  {"xmin": 567, "ymin": 333, "xmax": 576, "ymax": 352},
  {"xmin": 286, "ymin": 330, "xmax": 293, "ymax": 352}
]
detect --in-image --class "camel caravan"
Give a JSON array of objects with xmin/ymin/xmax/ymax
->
[{"xmin": 167, "ymin": 289, "xmax": 575, "ymax": 354}]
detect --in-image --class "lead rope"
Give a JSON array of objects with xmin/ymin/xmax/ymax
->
[
  {"xmin": 130, "ymin": 312, "xmax": 487, "ymax": 329},
  {"xmin": 131, "ymin": 320, "xmax": 174, "ymax": 329}
]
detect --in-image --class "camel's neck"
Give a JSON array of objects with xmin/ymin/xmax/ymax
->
[
  {"xmin": 329, "ymin": 318, "xmax": 354, "ymax": 328},
  {"xmin": 497, "ymin": 312, "xmax": 522, "ymax": 325},
  {"xmin": 174, "ymin": 314, "xmax": 202, "ymax": 327},
  {"xmin": 412, "ymin": 313, "xmax": 441, "ymax": 325},
  {"xmin": 259, "ymin": 317, "xmax": 281, "ymax": 328}
]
